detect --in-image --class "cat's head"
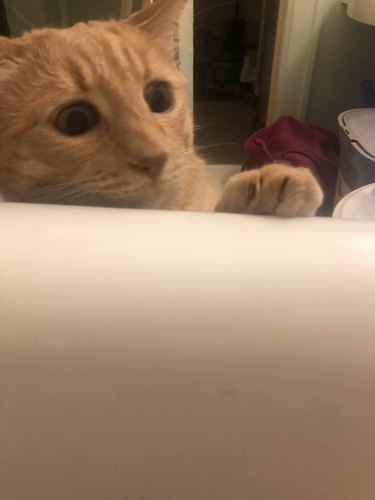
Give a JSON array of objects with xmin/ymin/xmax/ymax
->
[{"xmin": 0, "ymin": 0, "xmax": 193, "ymax": 207}]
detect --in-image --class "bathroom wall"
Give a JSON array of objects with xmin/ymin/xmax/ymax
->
[{"xmin": 306, "ymin": 0, "xmax": 375, "ymax": 132}]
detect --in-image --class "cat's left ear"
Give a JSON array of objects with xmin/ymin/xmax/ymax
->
[
  {"xmin": 0, "ymin": 37, "xmax": 20, "ymax": 82},
  {"xmin": 125, "ymin": 0, "xmax": 188, "ymax": 54}
]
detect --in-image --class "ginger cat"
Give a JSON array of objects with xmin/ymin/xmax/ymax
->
[{"xmin": 0, "ymin": 0, "xmax": 323, "ymax": 217}]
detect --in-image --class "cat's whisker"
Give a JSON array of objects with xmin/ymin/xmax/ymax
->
[
  {"xmin": 27, "ymin": 176, "xmax": 110, "ymax": 199},
  {"xmin": 184, "ymin": 146, "xmax": 199, "ymax": 156},
  {"xmin": 193, "ymin": 123, "xmax": 216, "ymax": 132},
  {"xmin": 19, "ymin": 179, "xmax": 100, "ymax": 204},
  {"xmin": 56, "ymin": 193, "xmax": 88, "ymax": 204},
  {"xmin": 50, "ymin": 186, "xmax": 98, "ymax": 205},
  {"xmin": 33, "ymin": 191, "xmax": 80, "ymax": 204},
  {"xmin": 28, "ymin": 186, "xmax": 83, "ymax": 202},
  {"xmin": 196, "ymin": 142, "xmax": 244, "ymax": 150},
  {"xmin": 193, "ymin": 117, "xmax": 222, "ymax": 127},
  {"xmin": 33, "ymin": 184, "xmax": 79, "ymax": 198},
  {"xmin": 185, "ymin": 143, "xmax": 244, "ymax": 157}
]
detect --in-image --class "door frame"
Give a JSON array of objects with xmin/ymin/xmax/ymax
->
[
  {"xmin": 179, "ymin": 0, "xmax": 193, "ymax": 105},
  {"xmin": 266, "ymin": 0, "xmax": 326, "ymax": 125}
]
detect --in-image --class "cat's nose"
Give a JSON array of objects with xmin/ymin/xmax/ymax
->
[{"xmin": 136, "ymin": 152, "xmax": 168, "ymax": 180}]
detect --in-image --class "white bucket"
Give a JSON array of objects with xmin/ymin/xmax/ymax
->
[
  {"xmin": 335, "ymin": 109, "xmax": 375, "ymax": 205},
  {"xmin": 333, "ymin": 183, "xmax": 375, "ymax": 220}
]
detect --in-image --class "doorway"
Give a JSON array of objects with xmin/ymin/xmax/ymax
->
[{"xmin": 193, "ymin": 0, "xmax": 281, "ymax": 164}]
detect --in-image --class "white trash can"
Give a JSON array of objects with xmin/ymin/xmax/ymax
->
[
  {"xmin": 333, "ymin": 183, "xmax": 375, "ymax": 220},
  {"xmin": 335, "ymin": 108, "xmax": 375, "ymax": 205}
]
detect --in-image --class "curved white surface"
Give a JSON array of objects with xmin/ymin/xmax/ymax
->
[
  {"xmin": 1, "ymin": 203, "xmax": 375, "ymax": 500},
  {"xmin": 334, "ymin": 183, "xmax": 375, "ymax": 220}
]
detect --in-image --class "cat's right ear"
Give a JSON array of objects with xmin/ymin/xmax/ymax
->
[
  {"xmin": 0, "ymin": 37, "xmax": 16, "ymax": 63},
  {"xmin": 0, "ymin": 38, "xmax": 21, "ymax": 83},
  {"xmin": 125, "ymin": 0, "xmax": 188, "ymax": 57}
]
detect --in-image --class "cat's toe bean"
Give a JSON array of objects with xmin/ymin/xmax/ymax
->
[
  {"xmin": 274, "ymin": 167, "xmax": 324, "ymax": 217},
  {"xmin": 216, "ymin": 170, "xmax": 261, "ymax": 213}
]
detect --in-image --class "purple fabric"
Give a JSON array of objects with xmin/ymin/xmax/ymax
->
[{"xmin": 243, "ymin": 116, "xmax": 340, "ymax": 215}]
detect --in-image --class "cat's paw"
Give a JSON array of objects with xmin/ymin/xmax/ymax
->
[{"xmin": 216, "ymin": 163, "xmax": 324, "ymax": 217}]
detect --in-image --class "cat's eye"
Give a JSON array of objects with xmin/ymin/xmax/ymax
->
[
  {"xmin": 144, "ymin": 82, "xmax": 173, "ymax": 114},
  {"xmin": 54, "ymin": 102, "xmax": 100, "ymax": 136}
]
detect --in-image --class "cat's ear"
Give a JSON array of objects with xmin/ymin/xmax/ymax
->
[
  {"xmin": 126, "ymin": 0, "xmax": 187, "ymax": 54},
  {"xmin": 0, "ymin": 38, "xmax": 21, "ymax": 83}
]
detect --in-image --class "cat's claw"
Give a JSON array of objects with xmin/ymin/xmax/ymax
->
[{"xmin": 216, "ymin": 164, "xmax": 324, "ymax": 217}]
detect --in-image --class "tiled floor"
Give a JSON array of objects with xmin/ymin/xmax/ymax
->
[{"xmin": 194, "ymin": 99, "xmax": 255, "ymax": 165}]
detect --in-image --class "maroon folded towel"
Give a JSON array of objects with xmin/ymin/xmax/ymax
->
[{"xmin": 243, "ymin": 116, "xmax": 340, "ymax": 215}]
